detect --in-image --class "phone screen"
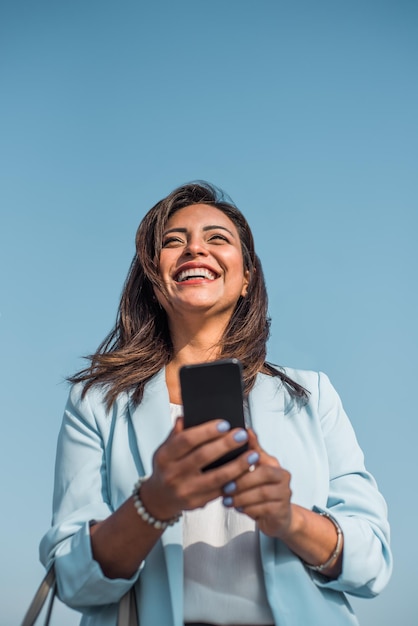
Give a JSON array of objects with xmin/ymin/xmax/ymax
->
[{"xmin": 180, "ymin": 358, "xmax": 248, "ymax": 470}]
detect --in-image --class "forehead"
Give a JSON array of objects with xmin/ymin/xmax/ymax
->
[{"xmin": 166, "ymin": 203, "xmax": 238, "ymax": 232}]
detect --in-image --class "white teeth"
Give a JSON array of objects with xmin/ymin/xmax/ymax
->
[{"xmin": 176, "ymin": 267, "xmax": 217, "ymax": 282}]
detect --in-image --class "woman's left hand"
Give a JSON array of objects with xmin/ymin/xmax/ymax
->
[
  {"xmin": 223, "ymin": 428, "xmax": 294, "ymax": 539},
  {"xmin": 223, "ymin": 430, "xmax": 344, "ymax": 578}
]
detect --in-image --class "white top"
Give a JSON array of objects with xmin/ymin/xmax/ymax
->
[{"xmin": 170, "ymin": 403, "xmax": 274, "ymax": 625}]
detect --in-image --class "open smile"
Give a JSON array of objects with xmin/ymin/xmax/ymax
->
[{"xmin": 174, "ymin": 265, "xmax": 220, "ymax": 283}]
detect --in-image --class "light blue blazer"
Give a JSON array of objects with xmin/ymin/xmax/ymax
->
[{"xmin": 40, "ymin": 368, "xmax": 392, "ymax": 626}]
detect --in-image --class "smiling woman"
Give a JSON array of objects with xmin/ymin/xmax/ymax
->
[
  {"xmin": 66, "ymin": 182, "xmax": 286, "ymax": 408},
  {"xmin": 157, "ymin": 205, "xmax": 249, "ymax": 357},
  {"xmin": 40, "ymin": 182, "xmax": 392, "ymax": 626}
]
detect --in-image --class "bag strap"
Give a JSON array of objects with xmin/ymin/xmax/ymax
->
[
  {"xmin": 21, "ymin": 565, "xmax": 139, "ymax": 626},
  {"xmin": 20, "ymin": 566, "xmax": 56, "ymax": 626},
  {"xmin": 118, "ymin": 585, "xmax": 139, "ymax": 626}
]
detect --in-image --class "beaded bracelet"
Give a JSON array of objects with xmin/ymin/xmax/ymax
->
[
  {"xmin": 132, "ymin": 476, "xmax": 182, "ymax": 531},
  {"xmin": 304, "ymin": 511, "xmax": 343, "ymax": 572}
]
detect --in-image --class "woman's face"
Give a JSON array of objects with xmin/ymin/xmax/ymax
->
[{"xmin": 155, "ymin": 203, "xmax": 249, "ymax": 321}]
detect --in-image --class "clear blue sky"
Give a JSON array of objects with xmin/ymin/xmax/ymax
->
[{"xmin": 1, "ymin": 1, "xmax": 417, "ymax": 624}]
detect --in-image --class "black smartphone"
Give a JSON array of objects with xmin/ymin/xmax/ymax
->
[{"xmin": 179, "ymin": 358, "xmax": 248, "ymax": 470}]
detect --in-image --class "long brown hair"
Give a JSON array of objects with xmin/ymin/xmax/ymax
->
[{"xmin": 69, "ymin": 182, "xmax": 308, "ymax": 407}]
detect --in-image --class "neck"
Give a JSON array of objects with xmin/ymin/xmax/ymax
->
[
  {"xmin": 169, "ymin": 325, "xmax": 225, "ymax": 366},
  {"xmin": 169, "ymin": 309, "xmax": 232, "ymax": 359},
  {"xmin": 165, "ymin": 315, "xmax": 229, "ymax": 403}
]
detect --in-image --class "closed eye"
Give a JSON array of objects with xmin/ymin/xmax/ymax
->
[
  {"xmin": 208, "ymin": 233, "xmax": 229, "ymax": 243},
  {"xmin": 162, "ymin": 236, "xmax": 185, "ymax": 247}
]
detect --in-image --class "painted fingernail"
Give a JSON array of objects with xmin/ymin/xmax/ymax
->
[
  {"xmin": 235, "ymin": 506, "xmax": 244, "ymax": 513},
  {"xmin": 217, "ymin": 420, "xmax": 231, "ymax": 432},
  {"xmin": 233, "ymin": 429, "xmax": 248, "ymax": 443},
  {"xmin": 223, "ymin": 496, "xmax": 233, "ymax": 507},
  {"xmin": 223, "ymin": 481, "xmax": 236, "ymax": 495},
  {"xmin": 247, "ymin": 452, "xmax": 260, "ymax": 465}
]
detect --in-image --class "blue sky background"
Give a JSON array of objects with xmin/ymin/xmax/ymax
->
[{"xmin": 1, "ymin": 1, "xmax": 417, "ymax": 624}]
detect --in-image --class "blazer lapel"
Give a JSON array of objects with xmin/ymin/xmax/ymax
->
[
  {"xmin": 250, "ymin": 372, "xmax": 325, "ymax": 626},
  {"xmin": 129, "ymin": 368, "xmax": 172, "ymax": 476},
  {"xmin": 248, "ymin": 372, "xmax": 286, "ymax": 463},
  {"xmin": 128, "ymin": 368, "xmax": 184, "ymax": 626},
  {"xmin": 249, "ymin": 372, "xmax": 317, "ymax": 505}
]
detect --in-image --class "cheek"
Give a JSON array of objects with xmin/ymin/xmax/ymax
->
[
  {"xmin": 157, "ymin": 253, "xmax": 166, "ymax": 272},
  {"xmin": 158, "ymin": 252, "xmax": 173, "ymax": 279}
]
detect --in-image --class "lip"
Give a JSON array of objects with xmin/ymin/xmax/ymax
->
[{"xmin": 173, "ymin": 262, "xmax": 220, "ymax": 282}]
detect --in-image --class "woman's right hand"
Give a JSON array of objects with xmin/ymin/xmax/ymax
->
[
  {"xmin": 90, "ymin": 418, "xmax": 258, "ymax": 579},
  {"xmin": 140, "ymin": 417, "xmax": 258, "ymax": 521}
]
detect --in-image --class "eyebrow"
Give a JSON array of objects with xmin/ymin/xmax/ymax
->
[{"xmin": 163, "ymin": 225, "xmax": 235, "ymax": 237}]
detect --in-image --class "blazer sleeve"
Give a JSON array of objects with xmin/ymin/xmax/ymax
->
[
  {"xmin": 311, "ymin": 372, "xmax": 392, "ymax": 597},
  {"xmin": 39, "ymin": 383, "xmax": 141, "ymax": 611}
]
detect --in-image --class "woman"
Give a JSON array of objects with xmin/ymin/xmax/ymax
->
[{"xmin": 40, "ymin": 182, "xmax": 392, "ymax": 626}]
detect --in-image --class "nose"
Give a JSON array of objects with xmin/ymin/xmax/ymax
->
[{"xmin": 184, "ymin": 236, "xmax": 209, "ymax": 257}]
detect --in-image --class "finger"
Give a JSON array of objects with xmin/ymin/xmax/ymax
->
[
  {"xmin": 227, "ymin": 479, "xmax": 291, "ymax": 509},
  {"xmin": 158, "ymin": 419, "xmax": 232, "ymax": 464},
  {"xmin": 197, "ymin": 446, "xmax": 261, "ymax": 492},
  {"xmin": 222, "ymin": 464, "xmax": 291, "ymax": 508},
  {"xmin": 182, "ymin": 427, "xmax": 252, "ymax": 472},
  {"xmin": 236, "ymin": 502, "xmax": 291, "ymax": 534},
  {"xmin": 173, "ymin": 416, "xmax": 184, "ymax": 433},
  {"xmin": 174, "ymin": 446, "xmax": 260, "ymax": 507},
  {"xmin": 223, "ymin": 485, "xmax": 292, "ymax": 523},
  {"xmin": 247, "ymin": 428, "xmax": 262, "ymax": 453},
  {"xmin": 154, "ymin": 445, "xmax": 260, "ymax": 512}
]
